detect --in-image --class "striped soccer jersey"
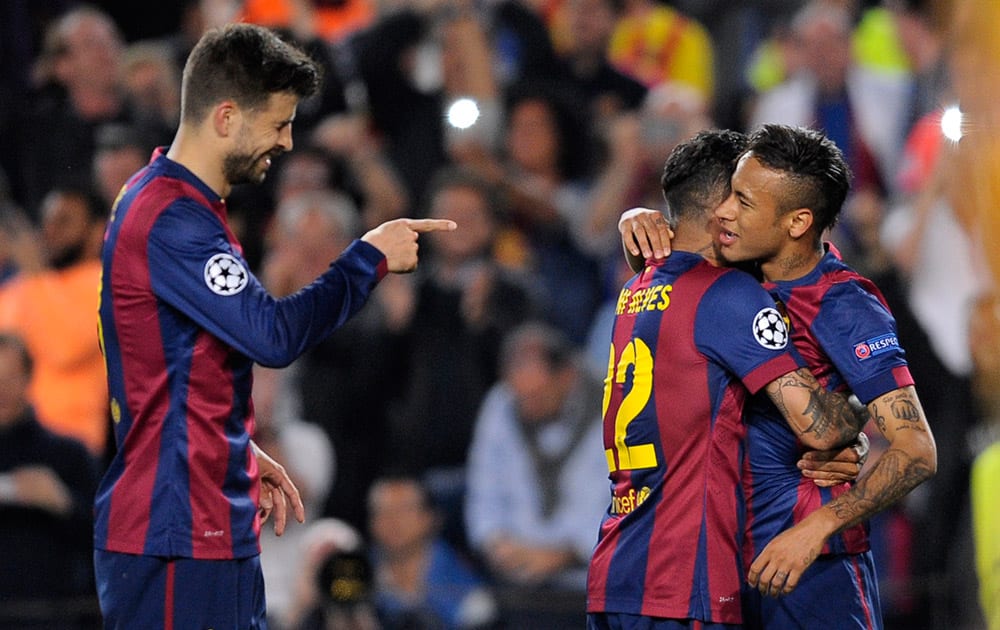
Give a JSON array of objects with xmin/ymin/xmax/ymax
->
[
  {"xmin": 95, "ymin": 148, "xmax": 386, "ymax": 559},
  {"xmin": 587, "ymin": 251, "xmax": 802, "ymax": 624},
  {"xmin": 742, "ymin": 243, "xmax": 914, "ymax": 562}
]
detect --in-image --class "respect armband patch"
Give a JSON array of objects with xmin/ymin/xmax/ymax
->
[{"xmin": 853, "ymin": 333, "xmax": 899, "ymax": 361}]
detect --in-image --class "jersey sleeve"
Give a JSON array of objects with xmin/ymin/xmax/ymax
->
[
  {"xmin": 811, "ymin": 279, "xmax": 914, "ymax": 404},
  {"xmin": 695, "ymin": 269, "xmax": 801, "ymax": 394},
  {"xmin": 146, "ymin": 199, "xmax": 385, "ymax": 367}
]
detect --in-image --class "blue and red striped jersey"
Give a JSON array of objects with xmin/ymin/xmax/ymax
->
[
  {"xmin": 587, "ymin": 252, "xmax": 802, "ymax": 624},
  {"xmin": 95, "ymin": 149, "xmax": 387, "ymax": 559},
  {"xmin": 742, "ymin": 244, "xmax": 914, "ymax": 562}
]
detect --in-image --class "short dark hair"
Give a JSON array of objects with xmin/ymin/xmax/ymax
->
[
  {"xmin": 744, "ymin": 124, "xmax": 851, "ymax": 236},
  {"xmin": 660, "ymin": 129, "xmax": 748, "ymax": 226},
  {"xmin": 0, "ymin": 333, "xmax": 33, "ymax": 379},
  {"xmin": 180, "ymin": 23, "xmax": 320, "ymax": 122}
]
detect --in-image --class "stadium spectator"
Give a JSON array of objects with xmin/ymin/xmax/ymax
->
[
  {"xmin": 385, "ymin": 167, "xmax": 539, "ymax": 497},
  {"xmin": 4, "ymin": 6, "xmax": 148, "ymax": 218},
  {"xmin": 0, "ymin": 187, "xmax": 109, "ymax": 456},
  {"xmin": 0, "ymin": 333, "xmax": 101, "ymax": 629},
  {"xmin": 368, "ymin": 474, "xmax": 498, "ymax": 629},
  {"xmin": 464, "ymin": 321, "xmax": 607, "ymax": 626}
]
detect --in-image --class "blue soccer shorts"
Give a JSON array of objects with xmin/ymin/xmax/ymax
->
[
  {"xmin": 741, "ymin": 550, "xmax": 882, "ymax": 630},
  {"xmin": 95, "ymin": 550, "xmax": 267, "ymax": 629}
]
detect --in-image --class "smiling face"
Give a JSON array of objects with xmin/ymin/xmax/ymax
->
[
  {"xmin": 714, "ymin": 152, "xmax": 795, "ymax": 266},
  {"xmin": 222, "ymin": 91, "xmax": 298, "ymax": 186}
]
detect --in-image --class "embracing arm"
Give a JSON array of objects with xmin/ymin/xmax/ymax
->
[
  {"xmin": 618, "ymin": 207, "xmax": 673, "ymax": 273},
  {"xmin": 763, "ymin": 367, "xmax": 867, "ymax": 451},
  {"xmin": 821, "ymin": 387, "xmax": 936, "ymax": 525},
  {"xmin": 749, "ymin": 385, "xmax": 936, "ymax": 596}
]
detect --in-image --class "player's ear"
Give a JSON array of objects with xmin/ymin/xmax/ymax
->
[
  {"xmin": 786, "ymin": 207, "xmax": 814, "ymax": 239},
  {"xmin": 212, "ymin": 101, "xmax": 239, "ymax": 138}
]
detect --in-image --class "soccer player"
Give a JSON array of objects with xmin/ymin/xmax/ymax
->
[
  {"xmin": 94, "ymin": 23, "xmax": 455, "ymax": 628},
  {"xmin": 587, "ymin": 129, "xmax": 866, "ymax": 629},
  {"xmin": 619, "ymin": 124, "xmax": 937, "ymax": 628},
  {"xmin": 718, "ymin": 125, "xmax": 936, "ymax": 628}
]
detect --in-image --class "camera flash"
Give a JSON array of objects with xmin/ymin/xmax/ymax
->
[
  {"xmin": 941, "ymin": 105, "xmax": 963, "ymax": 142},
  {"xmin": 447, "ymin": 98, "xmax": 480, "ymax": 130}
]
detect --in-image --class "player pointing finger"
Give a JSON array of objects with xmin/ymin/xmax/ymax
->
[{"xmin": 362, "ymin": 218, "xmax": 458, "ymax": 273}]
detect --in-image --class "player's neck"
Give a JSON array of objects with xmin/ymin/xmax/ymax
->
[
  {"xmin": 673, "ymin": 223, "xmax": 722, "ymax": 266},
  {"xmin": 670, "ymin": 219, "xmax": 722, "ymax": 267},
  {"xmin": 760, "ymin": 241, "xmax": 824, "ymax": 282},
  {"xmin": 166, "ymin": 126, "xmax": 231, "ymax": 199}
]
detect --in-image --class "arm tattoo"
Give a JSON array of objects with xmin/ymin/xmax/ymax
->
[
  {"xmin": 810, "ymin": 387, "xmax": 866, "ymax": 444},
  {"xmin": 825, "ymin": 388, "xmax": 934, "ymax": 529},
  {"xmin": 772, "ymin": 369, "xmax": 863, "ymax": 445},
  {"xmin": 801, "ymin": 389, "xmax": 832, "ymax": 439},
  {"xmin": 873, "ymin": 406, "xmax": 888, "ymax": 434},
  {"xmin": 872, "ymin": 394, "xmax": 926, "ymax": 433},
  {"xmin": 825, "ymin": 448, "xmax": 934, "ymax": 528},
  {"xmin": 891, "ymin": 399, "xmax": 922, "ymax": 426},
  {"xmin": 768, "ymin": 371, "xmax": 798, "ymax": 420}
]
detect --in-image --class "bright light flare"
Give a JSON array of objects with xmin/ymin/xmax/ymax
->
[
  {"xmin": 446, "ymin": 98, "xmax": 480, "ymax": 130},
  {"xmin": 941, "ymin": 105, "xmax": 963, "ymax": 142}
]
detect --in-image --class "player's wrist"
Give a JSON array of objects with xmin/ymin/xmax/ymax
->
[{"xmin": 815, "ymin": 503, "xmax": 849, "ymax": 537}]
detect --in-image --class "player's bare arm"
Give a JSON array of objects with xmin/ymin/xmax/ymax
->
[
  {"xmin": 748, "ymin": 385, "xmax": 935, "ymax": 597},
  {"xmin": 764, "ymin": 368, "xmax": 867, "ymax": 451},
  {"xmin": 824, "ymin": 386, "xmax": 936, "ymax": 524},
  {"xmin": 618, "ymin": 207, "xmax": 673, "ymax": 273}
]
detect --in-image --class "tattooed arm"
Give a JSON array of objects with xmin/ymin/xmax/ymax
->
[
  {"xmin": 763, "ymin": 368, "xmax": 868, "ymax": 451},
  {"xmin": 748, "ymin": 385, "xmax": 937, "ymax": 597}
]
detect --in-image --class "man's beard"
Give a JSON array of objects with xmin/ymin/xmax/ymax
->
[{"xmin": 222, "ymin": 148, "xmax": 279, "ymax": 186}]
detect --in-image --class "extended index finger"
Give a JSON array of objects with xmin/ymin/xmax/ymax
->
[{"xmin": 405, "ymin": 219, "xmax": 458, "ymax": 233}]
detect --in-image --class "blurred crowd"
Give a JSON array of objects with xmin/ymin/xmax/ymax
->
[{"xmin": 0, "ymin": 0, "xmax": 998, "ymax": 628}]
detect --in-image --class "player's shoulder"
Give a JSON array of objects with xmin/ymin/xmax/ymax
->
[
  {"xmin": 117, "ymin": 171, "xmax": 216, "ymax": 232},
  {"xmin": 703, "ymin": 264, "xmax": 770, "ymax": 299},
  {"xmin": 143, "ymin": 187, "xmax": 227, "ymax": 247},
  {"xmin": 811, "ymin": 253, "xmax": 886, "ymax": 302},
  {"xmin": 816, "ymin": 265, "xmax": 885, "ymax": 307},
  {"xmin": 696, "ymin": 266, "xmax": 777, "ymax": 326}
]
